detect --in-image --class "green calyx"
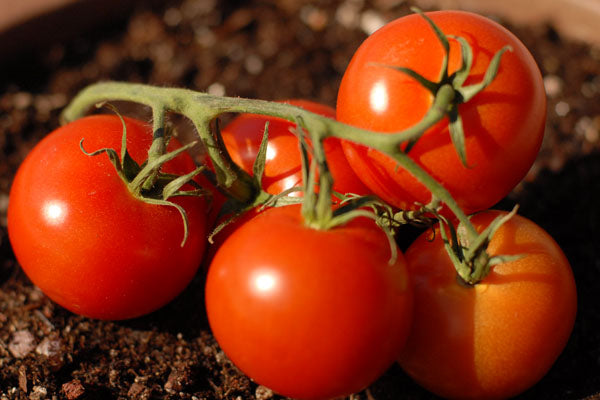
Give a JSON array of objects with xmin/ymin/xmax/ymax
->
[
  {"xmin": 207, "ymin": 120, "xmax": 302, "ymax": 244},
  {"xmin": 437, "ymin": 206, "xmax": 523, "ymax": 285},
  {"xmin": 373, "ymin": 7, "xmax": 512, "ymax": 167},
  {"xmin": 289, "ymin": 116, "xmax": 400, "ymax": 265},
  {"xmin": 79, "ymin": 109, "xmax": 208, "ymax": 247}
]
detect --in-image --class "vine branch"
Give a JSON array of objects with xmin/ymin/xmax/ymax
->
[{"xmin": 61, "ymin": 81, "xmax": 477, "ymax": 238}]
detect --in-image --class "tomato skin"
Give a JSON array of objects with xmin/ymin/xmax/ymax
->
[
  {"xmin": 336, "ymin": 11, "xmax": 546, "ymax": 215},
  {"xmin": 399, "ymin": 210, "xmax": 577, "ymax": 400},
  {"xmin": 221, "ymin": 99, "xmax": 370, "ymax": 197},
  {"xmin": 7, "ymin": 115, "xmax": 208, "ymax": 320},
  {"xmin": 205, "ymin": 204, "xmax": 412, "ymax": 400}
]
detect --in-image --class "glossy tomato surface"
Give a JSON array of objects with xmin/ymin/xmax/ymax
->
[
  {"xmin": 399, "ymin": 210, "xmax": 577, "ymax": 399},
  {"xmin": 7, "ymin": 115, "xmax": 208, "ymax": 320},
  {"xmin": 205, "ymin": 204, "xmax": 412, "ymax": 400},
  {"xmin": 221, "ymin": 99, "xmax": 369, "ymax": 197},
  {"xmin": 337, "ymin": 11, "xmax": 546, "ymax": 215}
]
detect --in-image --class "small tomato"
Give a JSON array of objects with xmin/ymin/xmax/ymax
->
[
  {"xmin": 399, "ymin": 210, "xmax": 577, "ymax": 399},
  {"xmin": 205, "ymin": 204, "xmax": 412, "ymax": 400},
  {"xmin": 337, "ymin": 11, "xmax": 546, "ymax": 215},
  {"xmin": 8, "ymin": 115, "xmax": 208, "ymax": 320}
]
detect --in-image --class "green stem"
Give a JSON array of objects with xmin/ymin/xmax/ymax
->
[
  {"xmin": 324, "ymin": 85, "xmax": 478, "ymax": 239},
  {"xmin": 142, "ymin": 106, "xmax": 167, "ymax": 191},
  {"xmin": 193, "ymin": 118, "xmax": 257, "ymax": 203},
  {"xmin": 61, "ymin": 81, "xmax": 478, "ymax": 238}
]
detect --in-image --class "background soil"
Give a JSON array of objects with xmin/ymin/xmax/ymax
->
[{"xmin": 1, "ymin": 0, "xmax": 599, "ymax": 399}]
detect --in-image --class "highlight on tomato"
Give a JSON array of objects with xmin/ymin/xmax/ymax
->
[
  {"xmin": 221, "ymin": 99, "xmax": 370, "ymax": 197},
  {"xmin": 336, "ymin": 10, "xmax": 547, "ymax": 215},
  {"xmin": 398, "ymin": 210, "xmax": 577, "ymax": 399},
  {"xmin": 205, "ymin": 204, "xmax": 413, "ymax": 400},
  {"xmin": 7, "ymin": 115, "xmax": 208, "ymax": 320}
]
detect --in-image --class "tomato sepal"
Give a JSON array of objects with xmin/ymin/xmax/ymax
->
[
  {"xmin": 370, "ymin": 17, "xmax": 512, "ymax": 168},
  {"xmin": 251, "ymin": 120, "xmax": 270, "ymax": 185},
  {"xmin": 370, "ymin": 8, "xmax": 513, "ymax": 168},
  {"xmin": 438, "ymin": 205, "xmax": 525, "ymax": 285},
  {"xmin": 80, "ymin": 112, "xmax": 209, "ymax": 246}
]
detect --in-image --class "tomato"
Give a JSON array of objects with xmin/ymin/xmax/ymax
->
[
  {"xmin": 336, "ymin": 11, "xmax": 546, "ymax": 215},
  {"xmin": 205, "ymin": 204, "xmax": 412, "ymax": 400},
  {"xmin": 7, "ymin": 115, "xmax": 208, "ymax": 320},
  {"xmin": 221, "ymin": 99, "xmax": 369, "ymax": 197},
  {"xmin": 398, "ymin": 210, "xmax": 577, "ymax": 399}
]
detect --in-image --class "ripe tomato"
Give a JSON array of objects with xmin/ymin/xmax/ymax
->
[
  {"xmin": 7, "ymin": 115, "xmax": 208, "ymax": 320},
  {"xmin": 221, "ymin": 99, "xmax": 369, "ymax": 197},
  {"xmin": 399, "ymin": 210, "xmax": 577, "ymax": 399},
  {"xmin": 336, "ymin": 11, "xmax": 546, "ymax": 215},
  {"xmin": 205, "ymin": 204, "xmax": 412, "ymax": 400}
]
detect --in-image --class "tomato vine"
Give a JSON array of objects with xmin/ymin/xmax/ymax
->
[{"xmin": 61, "ymin": 8, "xmax": 517, "ymax": 285}]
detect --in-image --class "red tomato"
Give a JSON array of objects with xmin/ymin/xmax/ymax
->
[
  {"xmin": 336, "ymin": 11, "xmax": 546, "ymax": 215},
  {"xmin": 221, "ymin": 99, "xmax": 369, "ymax": 197},
  {"xmin": 7, "ymin": 115, "xmax": 208, "ymax": 320},
  {"xmin": 205, "ymin": 204, "xmax": 412, "ymax": 400},
  {"xmin": 399, "ymin": 210, "xmax": 577, "ymax": 399}
]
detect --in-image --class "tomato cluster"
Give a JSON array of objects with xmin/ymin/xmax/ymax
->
[{"xmin": 7, "ymin": 9, "xmax": 576, "ymax": 400}]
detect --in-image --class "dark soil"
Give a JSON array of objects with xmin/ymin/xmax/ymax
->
[{"xmin": 1, "ymin": 1, "xmax": 599, "ymax": 399}]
